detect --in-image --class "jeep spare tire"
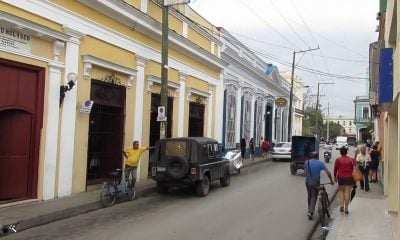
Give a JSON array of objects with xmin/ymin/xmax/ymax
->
[{"xmin": 167, "ymin": 156, "xmax": 189, "ymax": 179}]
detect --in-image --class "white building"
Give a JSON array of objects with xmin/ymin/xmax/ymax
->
[{"xmin": 324, "ymin": 116, "xmax": 356, "ymax": 136}]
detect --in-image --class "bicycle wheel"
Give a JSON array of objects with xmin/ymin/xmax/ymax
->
[
  {"xmin": 318, "ymin": 198, "xmax": 329, "ymax": 227},
  {"xmin": 100, "ymin": 182, "xmax": 117, "ymax": 207},
  {"xmin": 126, "ymin": 179, "xmax": 136, "ymax": 201}
]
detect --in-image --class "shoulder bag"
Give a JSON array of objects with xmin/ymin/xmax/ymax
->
[{"xmin": 352, "ymin": 159, "xmax": 363, "ymax": 182}]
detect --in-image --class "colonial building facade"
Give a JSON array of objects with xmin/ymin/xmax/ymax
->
[
  {"xmin": 0, "ymin": 0, "xmax": 225, "ymax": 201},
  {"xmin": 219, "ymin": 29, "xmax": 289, "ymax": 154}
]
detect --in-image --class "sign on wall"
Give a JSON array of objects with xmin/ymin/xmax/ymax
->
[
  {"xmin": 80, "ymin": 99, "xmax": 94, "ymax": 113},
  {"xmin": 275, "ymin": 97, "xmax": 288, "ymax": 107},
  {"xmin": 0, "ymin": 26, "xmax": 31, "ymax": 54}
]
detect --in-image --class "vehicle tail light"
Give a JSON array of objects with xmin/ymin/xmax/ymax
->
[
  {"xmin": 190, "ymin": 168, "xmax": 197, "ymax": 175},
  {"xmin": 151, "ymin": 167, "xmax": 156, "ymax": 176}
]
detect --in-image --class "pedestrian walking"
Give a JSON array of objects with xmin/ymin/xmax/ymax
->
[
  {"xmin": 304, "ymin": 152, "xmax": 334, "ymax": 220},
  {"xmin": 369, "ymin": 144, "xmax": 381, "ymax": 183},
  {"xmin": 249, "ymin": 138, "xmax": 255, "ymax": 161},
  {"xmin": 240, "ymin": 138, "xmax": 246, "ymax": 159},
  {"xmin": 356, "ymin": 146, "xmax": 371, "ymax": 191},
  {"xmin": 334, "ymin": 147, "xmax": 356, "ymax": 214},
  {"xmin": 261, "ymin": 137, "xmax": 270, "ymax": 159}
]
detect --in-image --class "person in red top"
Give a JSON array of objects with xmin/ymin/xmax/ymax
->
[{"xmin": 334, "ymin": 147, "xmax": 356, "ymax": 214}]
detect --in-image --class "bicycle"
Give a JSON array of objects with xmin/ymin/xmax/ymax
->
[
  {"xmin": 317, "ymin": 182, "xmax": 331, "ymax": 227},
  {"xmin": 100, "ymin": 169, "xmax": 136, "ymax": 207}
]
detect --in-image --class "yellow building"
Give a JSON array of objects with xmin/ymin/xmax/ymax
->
[
  {"xmin": 0, "ymin": 0, "xmax": 225, "ymax": 201},
  {"xmin": 372, "ymin": 0, "xmax": 399, "ymax": 237}
]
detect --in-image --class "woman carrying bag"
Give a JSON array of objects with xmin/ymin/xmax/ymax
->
[{"xmin": 334, "ymin": 147, "xmax": 357, "ymax": 214}]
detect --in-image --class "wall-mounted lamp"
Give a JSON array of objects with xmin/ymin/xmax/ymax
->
[{"xmin": 60, "ymin": 72, "xmax": 77, "ymax": 107}]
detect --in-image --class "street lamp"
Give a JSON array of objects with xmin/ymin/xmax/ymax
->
[
  {"xmin": 287, "ymin": 47, "xmax": 319, "ymax": 142},
  {"xmin": 159, "ymin": 0, "xmax": 190, "ymax": 139}
]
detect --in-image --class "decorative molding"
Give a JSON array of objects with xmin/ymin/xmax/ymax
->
[
  {"xmin": 82, "ymin": 54, "xmax": 137, "ymax": 87},
  {"xmin": 186, "ymin": 87, "xmax": 210, "ymax": 101},
  {"xmin": 179, "ymin": 71, "xmax": 187, "ymax": 82},
  {"xmin": 78, "ymin": 0, "xmax": 226, "ymax": 70},
  {"xmin": 101, "ymin": 73, "xmax": 122, "ymax": 85},
  {"xmin": 146, "ymin": 75, "xmax": 180, "ymax": 94},
  {"xmin": 136, "ymin": 55, "xmax": 148, "ymax": 68},
  {"xmin": 62, "ymin": 25, "xmax": 85, "ymax": 43},
  {"xmin": 53, "ymin": 40, "xmax": 64, "ymax": 61},
  {"xmin": 0, "ymin": 10, "xmax": 70, "ymax": 41}
]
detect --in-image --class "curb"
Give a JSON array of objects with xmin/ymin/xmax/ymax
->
[
  {"xmin": 3, "ymin": 158, "xmax": 270, "ymax": 237},
  {"xmin": 306, "ymin": 187, "xmax": 339, "ymax": 240}
]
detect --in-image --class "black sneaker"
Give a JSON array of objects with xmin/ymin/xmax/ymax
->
[{"xmin": 307, "ymin": 212, "xmax": 313, "ymax": 220}]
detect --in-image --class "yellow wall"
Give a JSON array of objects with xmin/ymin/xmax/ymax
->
[
  {"xmin": 147, "ymin": 0, "xmax": 162, "ymax": 23},
  {"xmin": 123, "ymin": 0, "xmax": 141, "ymax": 9},
  {"xmin": 80, "ymin": 36, "xmax": 136, "ymax": 69},
  {"xmin": 169, "ymin": 15, "xmax": 183, "ymax": 35},
  {"xmin": 0, "ymin": 2, "xmax": 62, "ymax": 31},
  {"xmin": 186, "ymin": 75, "xmax": 208, "ymax": 92},
  {"xmin": 188, "ymin": 27, "xmax": 211, "ymax": 53},
  {"xmin": 51, "ymin": 0, "xmax": 161, "ymax": 50},
  {"xmin": 31, "ymin": 37, "xmax": 56, "ymax": 61}
]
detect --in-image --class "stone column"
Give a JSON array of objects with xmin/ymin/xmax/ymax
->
[
  {"xmin": 178, "ymin": 72, "xmax": 186, "ymax": 137},
  {"xmin": 42, "ymin": 60, "xmax": 63, "ymax": 200},
  {"xmin": 58, "ymin": 31, "xmax": 82, "ymax": 197}
]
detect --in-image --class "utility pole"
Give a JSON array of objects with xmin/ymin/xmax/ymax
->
[
  {"xmin": 287, "ymin": 47, "xmax": 319, "ymax": 142},
  {"xmin": 326, "ymin": 102, "xmax": 330, "ymax": 142},
  {"xmin": 159, "ymin": 0, "xmax": 190, "ymax": 139},
  {"xmin": 315, "ymin": 82, "xmax": 334, "ymax": 139}
]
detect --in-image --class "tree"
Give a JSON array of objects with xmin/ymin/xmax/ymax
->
[
  {"xmin": 302, "ymin": 106, "xmax": 324, "ymax": 136},
  {"xmin": 320, "ymin": 121, "xmax": 344, "ymax": 142}
]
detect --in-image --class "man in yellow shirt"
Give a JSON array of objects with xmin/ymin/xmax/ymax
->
[{"xmin": 122, "ymin": 140, "xmax": 153, "ymax": 182}]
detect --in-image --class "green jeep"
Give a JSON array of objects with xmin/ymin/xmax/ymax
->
[{"xmin": 149, "ymin": 137, "xmax": 230, "ymax": 196}]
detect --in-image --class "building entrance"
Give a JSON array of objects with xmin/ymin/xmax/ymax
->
[{"xmin": 87, "ymin": 80, "xmax": 125, "ymax": 185}]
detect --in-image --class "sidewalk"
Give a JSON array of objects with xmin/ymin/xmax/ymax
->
[
  {"xmin": 0, "ymin": 156, "xmax": 270, "ymax": 236},
  {"xmin": 326, "ymin": 181, "xmax": 394, "ymax": 240}
]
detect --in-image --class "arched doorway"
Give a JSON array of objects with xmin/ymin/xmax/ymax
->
[{"xmin": 264, "ymin": 102, "xmax": 273, "ymax": 141}]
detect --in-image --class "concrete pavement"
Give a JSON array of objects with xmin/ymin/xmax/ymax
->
[
  {"xmin": 0, "ymin": 156, "xmax": 270, "ymax": 237},
  {"xmin": 326, "ymin": 181, "xmax": 394, "ymax": 240},
  {"xmin": 1, "ymin": 156, "xmax": 395, "ymax": 240}
]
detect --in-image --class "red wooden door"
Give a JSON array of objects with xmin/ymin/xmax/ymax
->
[
  {"xmin": 0, "ymin": 59, "xmax": 44, "ymax": 200},
  {"xmin": 0, "ymin": 110, "xmax": 32, "ymax": 199}
]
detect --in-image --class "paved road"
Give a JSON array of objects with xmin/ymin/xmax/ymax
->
[{"xmin": 5, "ymin": 151, "xmax": 344, "ymax": 240}]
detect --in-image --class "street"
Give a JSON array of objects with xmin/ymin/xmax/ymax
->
[{"xmin": 5, "ymin": 149, "xmax": 345, "ymax": 240}]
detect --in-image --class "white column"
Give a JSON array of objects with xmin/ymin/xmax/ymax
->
[
  {"xmin": 140, "ymin": 0, "xmax": 148, "ymax": 12},
  {"xmin": 177, "ymin": 72, "xmax": 186, "ymax": 137},
  {"xmin": 42, "ymin": 62, "xmax": 63, "ymax": 200},
  {"xmin": 58, "ymin": 35, "xmax": 81, "ymax": 197},
  {"xmin": 213, "ymin": 72, "xmax": 224, "ymax": 142},
  {"xmin": 250, "ymin": 94, "xmax": 255, "ymax": 138},
  {"xmin": 271, "ymin": 103, "xmax": 276, "ymax": 142},
  {"xmin": 235, "ymin": 87, "xmax": 242, "ymax": 143},
  {"xmin": 261, "ymin": 101, "xmax": 266, "ymax": 139},
  {"xmin": 134, "ymin": 56, "xmax": 147, "ymax": 179},
  {"xmin": 207, "ymin": 88, "xmax": 213, "ymax": 138},
  {"xmin": 133, "ymin": 56, "xmax": 147, "ymax": 141}
]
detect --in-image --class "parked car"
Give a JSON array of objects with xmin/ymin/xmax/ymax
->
[
  {"xmin": 149, "ymin": 137, "xmax": 231, "ymax": 196},
  {"xmin": 270, "ymin": 142, "xmax": 292, "ymax": 161}
]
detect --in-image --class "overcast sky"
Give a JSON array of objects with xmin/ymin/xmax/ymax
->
[{"xmin": 189, "ymin": 0, "xmax": 378, "ymax": 117}]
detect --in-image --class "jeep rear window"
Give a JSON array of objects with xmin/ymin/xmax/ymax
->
[{"xmin": 165, "ymin": 141, "xmax": 188, "ymax": 158}]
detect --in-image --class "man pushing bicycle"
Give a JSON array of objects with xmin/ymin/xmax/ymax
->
[{"xmin": 304, "ymin": 151, "xmax": 334, "ymax": 220}]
